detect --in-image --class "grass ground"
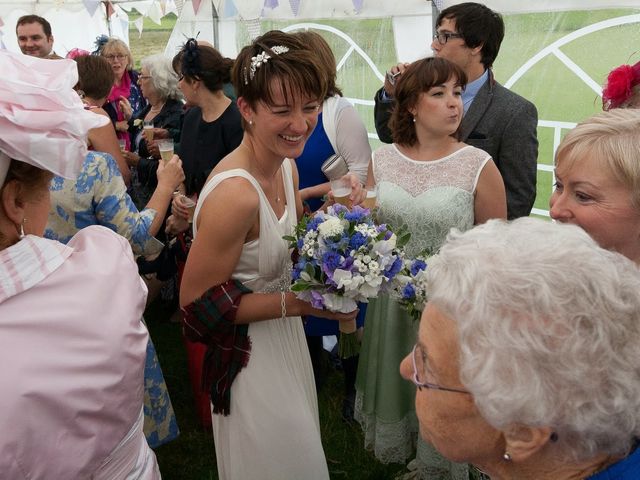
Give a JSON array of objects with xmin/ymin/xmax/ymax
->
[{"xmin": 145, "ymin": 298, "xmax": 404, "ymax": 479}]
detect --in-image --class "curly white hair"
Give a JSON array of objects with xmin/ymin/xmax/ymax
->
[
  {"xmin": 140, "ymin": 54, "xmax": 183, "ymax": 102},
  {"xmin": 427, "ymin": 217, "xmax": 640, "ymax": 462}
]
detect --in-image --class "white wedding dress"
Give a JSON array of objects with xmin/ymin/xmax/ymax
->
[{"xmin": 193, "ymin": 160, "xmax": 330, "ymax": 480}]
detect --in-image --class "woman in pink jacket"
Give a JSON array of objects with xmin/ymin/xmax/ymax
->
[{"xmin": 0, "ymin": 51, "xmax": 160, "ymax": 479}]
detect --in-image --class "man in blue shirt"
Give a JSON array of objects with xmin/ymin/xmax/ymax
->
[{"xmin": 374, "ymin": 2, "xmax": 538, "ymax": 219}]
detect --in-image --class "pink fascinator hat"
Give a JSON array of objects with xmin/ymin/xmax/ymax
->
[
  {"xmin": 0, "ymin": 50, "xmax": 109, "ymax": 186},
  {"xmin": 65, "ymin": 48, "xmax": 90, "ymax": 60},
  {"xmin": 602, "ymin": 60, "xmax": 640, "ymax": 110}
]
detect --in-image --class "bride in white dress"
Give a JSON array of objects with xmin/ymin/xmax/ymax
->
[{"xmin": 179, "ymin": 31, "xmax": 357, "ymax": 480}]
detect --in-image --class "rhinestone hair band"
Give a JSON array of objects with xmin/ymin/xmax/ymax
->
[{"xmin": 244, "ymin": 45, "xmax": 290, "ymax": 84}]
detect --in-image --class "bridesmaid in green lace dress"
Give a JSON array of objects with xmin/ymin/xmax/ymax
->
[{"xmin": 355, "ymin": 57, "xmax": 506, "ymax": 479}]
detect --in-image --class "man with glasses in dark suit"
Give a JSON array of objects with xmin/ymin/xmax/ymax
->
[{"xmin": 374, "ymin": 2, "xmax": 538, "ymax": 219}]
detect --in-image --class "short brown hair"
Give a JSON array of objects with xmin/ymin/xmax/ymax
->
[
  {"xmin": 75, "ymin": 55, "xmax": 115, "ymax": 101},
  {"xmin": 390, "ymin": 57, "xmax": 467, "ymax": 146},
  {"xmin": 16, "ymin": 15, "xmax": 52, "ymax": 37},
  {"xmin": 0, "ymin": 160, "xmax": 52, "ymax": 248},
  {"xmin": 291, "ymin": 30, "xmax": 342, "ymax": 98},
  {"xmin": 232, "ymin": 30, "xmax": 328, "ymax": 114}
]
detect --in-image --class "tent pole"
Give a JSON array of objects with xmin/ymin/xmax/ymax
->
[{"xmin": 104, "ymin": 1, "xmax": 112, "ymax": 36}]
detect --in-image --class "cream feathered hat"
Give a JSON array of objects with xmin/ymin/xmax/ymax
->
[{"xmin": 0, "ymin": 50, "xmax": 109, "ymax": 186}]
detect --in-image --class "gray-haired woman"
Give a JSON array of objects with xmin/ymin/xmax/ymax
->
[
  {"xmin": 123, "ymin": 53, "xmax": 184, "ymax": 209},
  {"xmin": 401, "ymin": 217, "xmax": 640, "ymax": 480}
]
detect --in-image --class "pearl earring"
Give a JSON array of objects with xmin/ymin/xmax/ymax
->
[
  {"xmin": 503, "ymin": 452, "xmax": 512, "ymax": 461},
  {"xmin": 412, "ymin": 116, "xmax": 416, "ymax": 123},
  {"xmin": 249, "ymin": 119, "xmax": 254, "ymax": 126}
]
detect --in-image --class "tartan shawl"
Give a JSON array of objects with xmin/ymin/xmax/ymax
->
[{"xmin": 182, "ymin": 279, "xmax": 252, "ymax": 415}]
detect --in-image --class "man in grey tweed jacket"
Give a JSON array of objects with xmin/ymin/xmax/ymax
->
[{"xmin": 374, "ymin": 2, "xmax": 538, "ymax": 219}]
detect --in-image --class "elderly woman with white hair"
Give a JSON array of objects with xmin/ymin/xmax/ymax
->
[
  {"xmin": 401, "ymin": 217, "xmax": 640, "ymax": 480},
  {"xmin": 122, "ymin": 53, "xmax": 184, "ymax": 209},
  {"xmin": 550, "ymin": 109, "xmax": 640, "ymax": 264},
  {"xmin": 0, "ymin": 51, "xmax": 160, "ymax": 478}
]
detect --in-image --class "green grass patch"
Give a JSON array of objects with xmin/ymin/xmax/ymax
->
[{"xmin": 146, "ymin": 298, "xmax": 404, "ymax": 479}]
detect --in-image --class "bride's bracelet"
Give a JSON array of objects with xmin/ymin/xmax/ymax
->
[{"xmin": 281, "ymin": 290, "xmax": 287, "ymax": 319}]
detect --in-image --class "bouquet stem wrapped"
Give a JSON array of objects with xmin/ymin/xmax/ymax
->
[{"xmin": 338, "ymin": 318, "xmax": 359, "ymax": 358}]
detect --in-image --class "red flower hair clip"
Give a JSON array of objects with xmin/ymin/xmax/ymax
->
[{"xmin": 602, "ymin": 61, "xmax": 640, "ymax": 110}]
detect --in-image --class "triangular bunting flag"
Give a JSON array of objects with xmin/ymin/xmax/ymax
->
[
  {"xmin": 134, "ymin": 17, "xmax": 144, "ymax": 37},
  {"xmin": 192, "ymin": 0, "xmax": 203, "ymax": 15},
  {"xmin": 288, "ymin": 0, "xmax": 300, "ymax": 16},
  {"xmin": 105, "ymin": 1, "xmax": 115, "ymax": 19},
  {"xmin": 147, "ymin": 1, "xmax": 163, "ymax": 25},
  {"xmin": 224, "ymin": 0, "xmax": 237, "ymax": 17},
  {"xmin": 83, "ymin": 0, "xmax": 102, "ymax": 17},
  {"xmin": 352, "ymin": 0, "xmax": 363, "ymax": 13},
  {"xmin": 164, "ymin": 0, "xmax": 179, "ymax": 16},
  {"xmin": 264, "ymin": 0, "xmax": 279, "ymax": 9}
]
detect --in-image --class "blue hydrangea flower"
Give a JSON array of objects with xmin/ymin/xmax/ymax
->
[
  {"xmin": 329, "ymin": 203, "xmax": 348, "ymax": 216},
  {"xmin": 410, "ymin": 259, "xmax": 427, "ymax": 276},
  {"xmin": 349, "ymin": 231, "xmax": 368, "ymax": 250},
  {"xmin": 384, "ymin": 256, "xmax": 403, "ymax": 279},
  {"xmin": 345, "ymin": 205, "xmax": 369, "ymax": 222},
  {"xmin": 310, "ymin": 290, "xmax": 325, "ymax": 309},
  {"xmin": 306, "ymin": 215, "xmax": 323, "ymax": 232},
  {"xmin": 322, "ymin": 251, "xmax": 342, "ymax": 271},
  {"xmin": 402, "ymin": 283, "xmax": 416, "ymax": 301}
]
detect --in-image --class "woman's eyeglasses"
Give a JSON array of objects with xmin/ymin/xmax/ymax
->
[
  {"xmin": 104, "ymin": 54, "xmax": 127, "ymax": 62},
  {"xmin": 410, "ymin": 344, "xmax": 470, "ymax": 394}
]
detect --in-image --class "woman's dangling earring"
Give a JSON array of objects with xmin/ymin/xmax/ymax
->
[{"xmin": 19, "ymin": 219, "xmax": 26, "ymax": 239}]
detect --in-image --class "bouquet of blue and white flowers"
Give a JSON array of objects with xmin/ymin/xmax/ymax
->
[
  {"xmin": 390, "ymin": 255, "xmax": 430, "ymax": 322},
  {"xmin": 285, "ymin": 204, "xmax": 408, "ymax": 357}
]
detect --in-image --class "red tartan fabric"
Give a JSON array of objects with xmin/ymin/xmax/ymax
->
[{"xmin": 182, "ymin": 279, "xmax": 252, "ymax": 415}]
